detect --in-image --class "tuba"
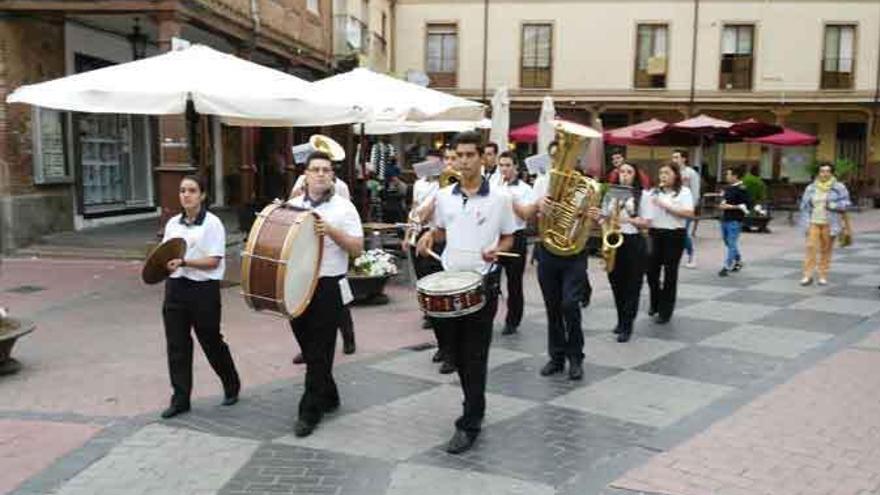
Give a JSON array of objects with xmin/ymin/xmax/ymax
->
[
  {"xmin": 292, "ymin": 134, "xmax": 346, "ymax": 164},
  {"xmin": 601, "ymin": 200, "xmax": 624, "ymax": 272},
  {"xmin": 439, "ymin": 166, "xmax": 462, "ymax": 188},
  {"xmin": 538, "ymin": 121, "xmax": 603, "ymax": 257}
]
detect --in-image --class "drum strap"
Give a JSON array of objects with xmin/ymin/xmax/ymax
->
[{"xmin": 482, "ymin": 268, "xmax": 502, "ymax": 298}]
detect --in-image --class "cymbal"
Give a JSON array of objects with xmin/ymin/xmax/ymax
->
[{"xmin": 142, "ymin": 237, "xmax": 187, "ymax": 285}]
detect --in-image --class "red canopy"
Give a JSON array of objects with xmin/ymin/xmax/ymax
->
[
  {"xmin": 746, "ymin": 128, "xmax": 819, "ymax": 147},
  {"xmin": 635, "ymin": 114, "xmax": 782, "ymax": 145},
  {"xmin": 603, "ymin": 118, "xmax": 668, "ymax": 145},
  {"xmin": 509, "ymin": 119, "xmax": 583, "ymax": 143}
]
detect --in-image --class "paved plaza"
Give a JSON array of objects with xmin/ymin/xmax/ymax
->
[{"xmin": 2, "ymin": 215, "xmax": 880, "ymax": 495}]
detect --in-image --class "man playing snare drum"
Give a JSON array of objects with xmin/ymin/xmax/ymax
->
[
  {"xmin": 286, "ymin": 151, "xmax": 364, "ymax": 438},
  {"xmin": 417, "ymin": 131, "xmax": 516, "ymax": 454}
]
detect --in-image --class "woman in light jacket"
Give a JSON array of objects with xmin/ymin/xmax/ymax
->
[{"xmin": 799, "ymin": 162, "xmax": 851, "ymax": 286}]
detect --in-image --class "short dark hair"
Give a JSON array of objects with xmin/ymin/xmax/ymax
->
[
  {"xmin": 498, "ymin": 151, "xmax": 515, "ymax": 161},
  {"xmin": 453, "ymin": 131, "xmax": 483, "ymax": 153},
  {"xmin": 727, "ymin": 165, "xmax": 745, "ymax": 179},
  {"xmin": 426, "ymin": 148, "xmax": 443, "ymax": 159},
  {"xmin": 818, "ymin": 162, "xmax": 835, "ymax": 174},
  {"xmin": 306, "ymin": 151, "xmax": 333, "ymax": 168},
  {"xmin": 611, "ymin": 150, "xmax": 625, "ymax": 158},
  {"xmin": 181, "ymin": 174, "xmax": 208, "ymax": 195},
  {"xmin": 484, "ymin": 142, "xmax": 499, "ymax": 154},
  {"xmin": 673, "ymin": 149, "xmax": 689, "ymax": 162},
  {"xmin": 659, "ymin": 161, "xmax": 683, "ymax": 194}
]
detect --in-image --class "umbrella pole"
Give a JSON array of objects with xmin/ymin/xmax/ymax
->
[{"xmin": 360, "ymin": 123, "xmax": 369, "ymax": 221}]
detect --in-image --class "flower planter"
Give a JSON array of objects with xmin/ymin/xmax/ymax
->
[
  {"xmin": 347, "ymin": 274, "xmax": 392, "ymax": 305},
  {"xmin": 743, "ymin": 215, "xmax": 772, "ymax": 233},
  {"xmin": 0, "ymin": 318, "xmax": 35, "ymax": 375}
]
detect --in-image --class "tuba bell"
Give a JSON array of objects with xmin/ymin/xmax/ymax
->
[
  {"xmin": 292, "ymin": 134, "xmax": 346, "ymax": 164},
  {"xmin": 439, "ymin": 166, "xmax": 462, "ymax": 188},
  {"xmin": 538, "ymin": 121, "xmax": 603, "ymax": 257}
]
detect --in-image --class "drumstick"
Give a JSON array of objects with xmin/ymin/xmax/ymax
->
[{"xmin": 426, "ymin": 249, "xmax": 443, "ymax": 263}]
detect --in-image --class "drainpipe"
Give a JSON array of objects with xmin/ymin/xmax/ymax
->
[
  {"xmin": 248, "ymin": 0, "xmax": 261, "ymax": 55},
  {"xmin": 481, "ymin": 0, "xmax": 489, "ymax": 102},
  {"xmin": 688, "ymin": 0, "xmax": 699, "ymax": 115}
]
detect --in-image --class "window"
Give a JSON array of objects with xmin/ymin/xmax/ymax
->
[
  {"xmin": 307, "ymin": 0, "xmax": 319, "ymax": 14},
  {"xmin": 426, "ymin": 23, "xmax": 457, "ymax": 87},
  {"xmin": 720, "ymin": 25, "xmax": 754, "ymax": 90},
  {"xmin": 634, "ymin": 24, "xmax": 668, "ymax": 88},
  {"xmin": 822, "ymin": 25, "xmax": 855, "ymax": 89},
  {"xmin": 32, "ymin": 108, "xmax": 72, "ymax": 184},
  {"xmin": 520, "ymin": 23, "xmax": 553, "ymax": 89}
]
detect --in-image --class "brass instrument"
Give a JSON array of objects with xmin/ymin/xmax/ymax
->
[
  {"xmin": 292, "ymin": 134, "xmax": 346, "ymax": 163},
  {"xmin": 601, "ymin": 200, "xmax": 624, "ymax": 272},
  {"xmin": 538, "ymin": 121, "xmax": 603, "ymax": 256},
  {"xmin": 404, "ymin": 208, "xmax": 423, "ymax": 247},
  {"xmin": 439, "ymin": 166, "xmax": 462, "ymax": 188}
]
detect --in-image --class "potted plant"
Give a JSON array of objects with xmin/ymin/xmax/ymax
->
[
  {"xmin": 0, "ymin": 308, "xmax": 36, "ymax": 375},
  {"xmin": 347, "ymin": 249, "xmax": 399, "ymax": 305},
  {"xmin": 742, "ymin": 171, "xmax": 772, "ymax": 233}
]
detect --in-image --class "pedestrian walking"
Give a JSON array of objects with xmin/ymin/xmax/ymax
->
[
  {"xmin": 718, "ymin": 166, "xmax": 751, "ymax": 277},
  {"xmin": 799, "ymin": 162, "xmax": 851, "ymax": 286}
]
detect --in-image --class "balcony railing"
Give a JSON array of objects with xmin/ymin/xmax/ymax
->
[
  {"xmin": 821, "ymin": 57, "xmax": 854, "ymax": 89},
  {"xmin": 333, "ymin": 15, "xmax": 369, "ymax": 56}
]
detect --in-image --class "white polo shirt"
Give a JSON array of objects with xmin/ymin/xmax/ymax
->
[
  {"xmin": 412, "ymin": 177, "xmax": 440, "ymax": 227},
  {"xmin": 531, "ymin": 173, "xmax": 549, "ymax": 200},
  {"xmin": 292, "ymin": 175, "xmax": 351, "ymax": 200},
  {"xmin": 500, "ymin": 180, "xmax": 535, "ymax": 231},
  {"xmin": 643, "ymin": 186, "xmax": 694, "ymax": 230},
  {"xmin": 287, "ymin": 193, "xmax": 363, "ymax": 277},
  {"xmin": 680, "ymin": 166, "xmax": 701, "ymax": 207},
  {"xmin": 434, "ymin": 180, "xmax": 517, "ymax": 274},
  {"xmin": 162, "ymin": 209, "xmax": 226, "ymax": 281},
  {"xmin": 482, "ymin": 166, "xmax": 504, "ymax": 187}
]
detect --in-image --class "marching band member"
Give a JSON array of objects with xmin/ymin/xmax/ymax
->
[
  {"xmin": 497, "ymin": 151, "xmax": 534, "ymax": 335},
  {"xmin": 417, "ymin": 131, "xmax": 515, "ymax": 454},
  {"xmin": 482, "ymin": 142, "xmax": 504, "ymax": 187},
  {"xmin": 589, "ymin": 163, "xmax": 652, "ymax": 343},
  {"xmin": 286, "ymin": 151, "xmax": 364, "ymax": 438},
  {"xmin": 645, "ymin": 163, "xmax": 694, "ymax": 324},
  {"xmin": 160, "ymin": 175, "xmax": 240, "ymax": 419}
]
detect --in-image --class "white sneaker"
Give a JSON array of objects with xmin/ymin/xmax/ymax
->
[
  {"xmin": 684, "ymin": 258, "xmax": 697, "ymax": 269},
  {"xmin": 800, "ymin": 277, "xmax": 813, "ymax": 286},
  {"xmin": 818, "ymin": 278, "xmax": 828, "ymax": 286}
]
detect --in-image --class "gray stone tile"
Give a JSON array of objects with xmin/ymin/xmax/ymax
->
[
  {"xmin": 275, "ymin": 385, "xmax": 537, "ymax": 462},
  {"xmin": 674, "ymin": 301, "xmax": 778, "ymax": 324},
  {"xmin": 412, "ymin": 405, "xmax": 654, "ymax": 487},
  {"xmin": 699, "ymin": 324, "xmax": 834, "ymax": 359},
  {"xmin": 825, "ymin": 262, "xmax": 880, "ymax": 275},
  {"xmin": 754, "ymin": 308, "xmax": 866, "ymax": 334},
  {"xmin": 813, "ymin": 284, "xmax": 880, "ymax": 301},
  {"xmin": 219, "ymin": 443, "xmax": 392, "ymax": 495},
  {"xmin": 583, "ymin": 334, "xmax": 687, "ymax": 369},
  {"xmin": 54, "ymin": 424, "xmax": 259, "ymax": 495},
  {"xmin": 490, "ymin": 323, "xmax": 548, "ymax": 353},
  {"xmin": 486, "ymin": 355, "xmax": 622, "ymax": 402},
  {"xmin": 789, "ymin": 296, "xmax": 880, "ymax": 317},
  {"xmin": 634, "ymin": 346, "xmax": 785, "ymax": 388},
  {"xmin": 750, "ymin": 278, "xmax": 830, "ymax": 295},
  {"xmin": 674, "ymin": 283, "xmax": 741, "ymax": 300},
  {"xmin": 636, "ymin": 316, "xmax": 737, "ymax": 344},
  {"xmin": 721, "ymin": 289, "xmax": 811, "ymax": 307},
  {"xmin": 384, "ymin": 463, "xmax": 555, "ymax": 495},
  {"xmin": 550, "ymin": 370, "xmax": 733, "ymax": 428},
  {"xmin": 369, "ymin": 348, "xmax": 532, "ymax": 384},
  {"xmin": 719, "ymin": 265, "xmax": 798, "ymax": 280},
  {"xmin": 852, "ymin": 330, "xmax": 880, "ymax": 351},
  {"xmin": 842, "ymin": 273, "xmax": 880, "ymax": 287}
]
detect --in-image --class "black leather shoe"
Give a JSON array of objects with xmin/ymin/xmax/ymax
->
[
  {"xmin": 655, "ymin": 315, "xmax": 671, "ymax": 324},
  {"xmin": 501, "ymin": 324, "xmax": 517, "ymax": 335},
  {"xmin": 439, "ymin": 361, "xmax": 456, "ymax": 374},
  {"xmin": 292, "ymin": 353, "xmax": 305, "ymax": 365},
  {"xmin": 160, "ymin": 403, "xmax": 190, "ymax": 419},
  {"xmin": 323, "ymin": 401, "xmax": 340, "ymax": 414},
  {"xmin": 343, "ymin": 339, "xmax": 356, "ymax": 355},
  {"xmin": 617, "ymin": 332, "xmax": 632, "ymax": 343},
  {"xmin": 648, "ymin": 307, "xmax": 658, "ymax": 317},
  {"xmin": 293, "ymin": 419, "xmax": 317, "ymax": 438},
  {"xmin": 221, "ymin": 395, "xmax": 238, "ymax": 406},
  {"xmin": 568, "ymin": 361, "xmax": 584, "ymax": 381},
  {"xmin": 432, "ymin": 350, "xmax": 444, "ymax": 363},
  {"xmin": 540, "ymin": 360, "xmax": 565, "ymax": 376},
  {"xmin": 613, "ymin": 325, "xmax": 622, "ymax": 335},
  {"xmin": 445, "ymin": 429, "xmax": 476, "ymax": 454}
]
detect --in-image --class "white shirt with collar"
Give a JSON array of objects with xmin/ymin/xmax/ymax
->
[
  {"xmin": 602, "ymin": 195, "xmax": 650, "ymax": 235},
  {"xmin": 162, "ymin": 209, "xmax": 226, "ymax": 281},
  {"xmin": 292, "ymin": 175, "xmax": 351, "ymax": 200},
  {"xmin": 482, "ymin": 165, "xmax": 504, "ymax": 188},
  {"xmin": 287, "ymin": 193, "xmax": 363, "ymax": 277},
  {"xmin": 531, "ymin": 173, "xmax": 549, "ymax": 200},
  {"xmin": 680, "ymin": 166, "xmax": 701, "ymax": 206},
  {"xmin": 500, "ymin": 179, "xmax": 535, "ymax": 231},
  {"xmin": 412, "ymin": 177, "xmax": 440, "ymax": 228},
  {"xmin": 643, "ymin": 186, "xmax": 694, "ymax": 230},
  {"xmin": 434, "ymin": 179, "xmax": 517, "ymax": 274}
]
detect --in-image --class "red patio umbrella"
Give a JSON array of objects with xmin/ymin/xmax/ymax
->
[
  {"xmin": 509, "ymin": 122, "xmax": 540, "ymax": 143},
  {"xmin": 746, "ymin": 128, "xmax": 818, "ymax": 147},
  {"xmin": 603, "ymin": 118, "xmax": 668, "ymax": 146}
]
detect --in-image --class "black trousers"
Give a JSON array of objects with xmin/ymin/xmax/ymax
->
[
  {"xmin": 433, "ymin": 270, "xmax": 500, "ymax": 435},
  {"xmin": 646, "ymin": 228, "xmax": 686, "ymax": 320},
  {"xmin": 289, "ymin": 276, "xmax": 344, "ymax": 424},
  {"xmin": 608, "ymin": 234, "xmax": 646, "ymax": 333},
  {"xmin": 535, "ymin": 245, "xmax": 588, "ymax": 362},
  {"xmin": 163, "ymin": 278, "xmax": 240, "ymax": 407},
  {"xmin": 500, "ymin": 230, "xmax": 527, "ymax": 328},
  {"xmin": 411, "ymin": 236, "xmax": 450, "ymax": 360}
]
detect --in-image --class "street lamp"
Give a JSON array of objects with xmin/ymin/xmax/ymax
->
[{"xmin": 127, "ymin": 18, "xmax": 148, "ymax": 60}]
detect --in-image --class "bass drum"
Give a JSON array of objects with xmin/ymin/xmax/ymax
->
[{"xmin": 241, "ymin": 202, "xmax": 323, "ymax": 318}]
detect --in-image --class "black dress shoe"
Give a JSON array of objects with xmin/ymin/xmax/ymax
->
[
  {"xmin": 432, "ymin": 349, "xmax": 444, "ymax": 363},
  {"xmin": 293, "ymin": 419, "xmax": 317, "ymax": 438},
  {"xmin": 292, "ymin": 353, "xmax": 305, "ymax": 365},
  {"xmin": 439, "ymin": 361, "xmax": 456, "ymax": 374},
  {"xmin": 221, "ymin": 395, "xmax": 239, "ymax": 406},
  {"xmin": 501, "ymin": 324, "xmax": 517, "ymax": 335},
  {"xmin": 568, "ymin": 361, "xmax": 584, "ymax": 380},
  {"xmin": 613, "ymin": 325, "xmax": 622, "ymax": 335},
  {"xmin": 540, "ymin": 360, "xmax": 565, "ymax": 376},
  {"xmin": 160, "ymin": 403, "xmax": 190, "ymax": 419},
  {"xmin": 654, "ymin": 315, "xmax": 670, "ymax": 325},
  {"xmin": 648, "ymin": 308, "xmax": 658, "ymax": 317},
  {"xmin": 617, "ymin": 332, "xmax": 632, "ymax": 343},
  {"xmin": 323, "ymin": 401, "xmax": 340, "ymax": 414},
  {"xmin": 343, "ymin": 339, "xmax": 356, "ymax": 355},
  {"xmin": 445, "ymin": 429, "xmax": 476, "ymax": 454}
]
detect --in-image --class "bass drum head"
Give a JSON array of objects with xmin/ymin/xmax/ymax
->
[
  {"xmin": 417, "ymin": 270, "xmax": 482, "ymax": 295},
  {"xmin": 281, "ymin": 212, "xmax": 322, "ymax": 318}
]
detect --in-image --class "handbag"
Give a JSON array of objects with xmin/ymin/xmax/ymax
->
[{"xmin": 839, "ymin": 212, "xmax": 853, "ymax": 248}]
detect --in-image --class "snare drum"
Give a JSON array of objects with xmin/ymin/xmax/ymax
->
[{"xmin": 416, "ymin": 271, "xmax": 485, "ymax": 318}]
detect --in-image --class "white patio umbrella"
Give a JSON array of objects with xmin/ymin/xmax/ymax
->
[
  {"xmin": 310, "ymin": 68, "xmax": 485, "ymax": 123},
  {"xmin": 6, "ymin": 44, "xmax": 363, "ymax": 126},
  {"xmin": 359, "ymin": 118, "xmax": 491, "ymax": 135},
  {"xmin": 537, "ymin": 96, "xmax": 557, "ymax": 154},
  {"xmin": 489, "ymin": 86, "xmax": 510, "ymax": 150}
]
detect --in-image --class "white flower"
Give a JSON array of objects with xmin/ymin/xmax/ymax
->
[{"xmin": 351, "ymin": 248, "xmax": 398, "ymax": 276}]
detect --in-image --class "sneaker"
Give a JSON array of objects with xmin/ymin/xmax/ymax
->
[
  {"xmin": 501, "ymin": 324, "xmax": 518, "ymax": 335},
  {"xmin": 800, "ymin": 277, "xmax": 813, "ymax": 286},
  {"xmin": 732, "ymin": 261, "xmax": 743, "ymax": 272},
  {"xmin": 539, "ymin": 359, "xmax": 565, "ymax": 376},
  {"xmin": 718, "ymin": 268, "xmax": 729, "ymax": 277},
  {"xmin": 818, "ymin": 278, "xmax": 828, "ymax": 286},
  {"xmin": 439, "ymin": 361, "xmax": 456, "ymax": 374},
  {"xmin": 684, "ymin": 257, "xmax": 697, "ymax": 269}
]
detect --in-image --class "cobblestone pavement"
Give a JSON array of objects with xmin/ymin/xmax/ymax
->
[{"xmin": 4, "ymin": 216, "xmax": 880, "ymax": 494}]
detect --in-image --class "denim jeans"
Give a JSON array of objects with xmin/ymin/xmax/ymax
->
[
  {"xmin": 683, "ymin": 219, "xmax": 694, "ymax": 258},
  {"xmin": 721, "ymin": 220, "xmax": 742, "ymax": 270}
]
